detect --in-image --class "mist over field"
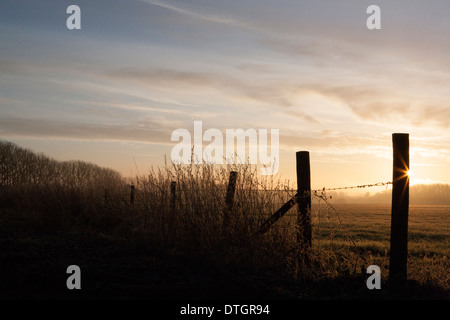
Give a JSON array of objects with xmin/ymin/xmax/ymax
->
[{"xmin": 330, "ymin": 184, "xmax": 450, "ymax": 205}]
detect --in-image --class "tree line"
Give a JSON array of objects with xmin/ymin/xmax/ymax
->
[{"xmin": 0, "ymin": 140, "xmax": 124, "ymax": 189}]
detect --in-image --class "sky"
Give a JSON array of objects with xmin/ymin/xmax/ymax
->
[{"xmin": 1, "ymin": 0, "xmax": 449, "ymax": 192}]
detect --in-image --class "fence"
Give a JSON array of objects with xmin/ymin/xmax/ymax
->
[
  {"xmin": 119, "ymin": 133, "xmax": 410, "ymax": 284},
  {"xmin": 257, "ymin": 133, "xmax": 409, "ymax": 283}
]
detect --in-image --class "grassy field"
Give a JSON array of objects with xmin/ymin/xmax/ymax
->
[
  {"xmin": 288, "ymin": 203, "xmax": 448, "ymax": 285},
  {"xmin": 312, "ymin": 203, "xmax": 450, "ymax": 258},
  {"xmin": 255, "ymin": 201, "xmax": 449, "ymax": 295}
]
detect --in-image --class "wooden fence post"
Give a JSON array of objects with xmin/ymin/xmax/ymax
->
[
  {"xmin": 296, "ymin": 151, "xmax": 312, "ymax": 249},
  {"xmin": 223, "ymin": 171, "xmax": 237, "ymax": 229},
  {"xmin": 389, "ymin": 133, "xmax": 410, "ymax": 284},
  {"xmin": 258, "ymin": 197, "xmax": 297, "ymax": 234}
]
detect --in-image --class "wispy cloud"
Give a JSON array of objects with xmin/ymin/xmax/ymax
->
[
  {"xmin": 105, "ymin": 67, "xmax": 320, "ymax": 124},
  {"xmin": 0, "ymin": 116, "xmax": 176, "ymax": 145},
  {"xmin": 104, "ymin": 64, "xmax": 450, "ymax": 130},
  {"xmin": 302, "ymin": 85, "xmax": 450, "ymax": 129},
  {"xmin": 139, "ymin": 0, "xmax": 251, "ymax": 28}
]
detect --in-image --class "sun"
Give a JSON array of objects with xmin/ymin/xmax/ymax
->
[
  {"xmin": 407, "ymin": 169, "xmax": 414, "ymax": 178},
  {"xmin": 407, "ymin": 169, "xmax": 416, "ymax": 185}
]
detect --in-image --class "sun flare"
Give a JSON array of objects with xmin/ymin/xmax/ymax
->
[{"xmin": 407, "ymin": 169, "xmax": 414, "ymax": 178}]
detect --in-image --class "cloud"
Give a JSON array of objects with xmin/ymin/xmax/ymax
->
[
  {"xmin": 68, "ymin": 99, "xmax": 187, "ymax": 115},
  {"xmin": 284, "ymin": 84, "xmax": 450, "ymax": 129},
  {"xmin": 107, "ymin": 68, "xmax": 219, "ymax": 87},
  {"xmin": 105, "ymin": 67, "xmax": 320, "ymax": 124},
  {"xmin": 139, "ymin": 0, "xmax": 251, "ymax": 29},
  {"xmin": 236, "ymin": 63, "xmax": 276, "ymax": 74},
  {"xmin": 105, "ymin": 65, "xmax": 450, "ymax": 129},
  {"xmin": 0, "ymin": 116, "xmax": 176, "ymax": 145},
  {"xmin": 0, "ymin": 60, "xmax": 45, "ymax": 75},
  {"xmin": 280, "ymin": 131, "xmax": 391, "ymax": 154}
]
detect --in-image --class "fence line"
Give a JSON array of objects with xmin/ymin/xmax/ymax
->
[
  {"xmin": 135, "ymin": 181, "xmax": 393, "ymax": 195},
  {"xmin": 100, "ymin": 178, "xmax": 394, "ymax": 218},
  {"xmin": 98, "ymin": 133, "xmax": 410, "ymax": 284}
]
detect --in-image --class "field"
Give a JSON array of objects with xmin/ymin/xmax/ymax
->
[
  {"xmin": 311, "ymin": 203, "xmax": 450, "ymax": 259},
  {"xmin": 0, "ymin": 142, "xmax": 448, "ymax": 300},
  {"xmin": 261, "ymin": 201, "xmax": 449, "ymax": 295},
  {"xmin": 313, "ymin": 203, "xmax": 449, "ymax": 286}
]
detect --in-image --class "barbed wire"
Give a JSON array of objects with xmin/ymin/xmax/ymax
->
[
  {"xmin": 243, "ymin": 181, "xmax": 393, "ymax": 200},
  {"xmin": 135, "ymin": 181, "xmax": 393, "ymax": 193},
  {"xmin": 102, "ymin": 179, "xmax": 387, "ymax": 260},
  {"xmin": 312, "ymin": 181, "xmax": 392, "ymax": 193}
]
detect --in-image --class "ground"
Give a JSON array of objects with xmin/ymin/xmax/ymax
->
[{"xmin": 0, "ymin": 204, "xmax": 448, "ymax": 300}]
